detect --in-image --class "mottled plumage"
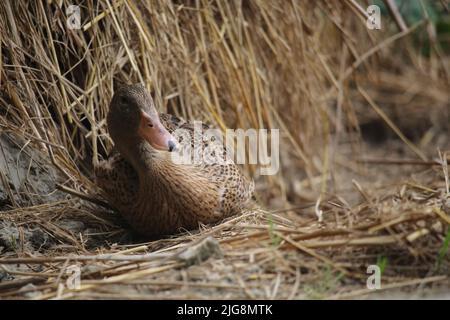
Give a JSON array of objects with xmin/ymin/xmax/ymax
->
[{"xmin": 95, "ymin": 84, "xmax": 254, "ymax": 236}]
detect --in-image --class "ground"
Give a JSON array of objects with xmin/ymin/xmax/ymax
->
[{"xmin": 0, "ymin": 130, "xmax": 449, "ymax": 299}]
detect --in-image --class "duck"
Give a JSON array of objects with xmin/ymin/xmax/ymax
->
[{"xmin": 94, "ymin": 84, "xmax": 254, "ymax": 236}]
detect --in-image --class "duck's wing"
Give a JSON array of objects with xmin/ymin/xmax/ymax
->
[
  {"xmin": 160, "ymin": 113, "xmax": 254, "ymax": 214},
  {"xmin": 94, "ymin": 151, "xmax": 139, "ymax": 211},
  {"xmin": 159, "ymin": 113, "xmax": 226, "ymax": 158}
]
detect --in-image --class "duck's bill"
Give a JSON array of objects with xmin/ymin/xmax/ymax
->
[{"xmin": 139, "ymin": 111, "xmax": 177, "ymax": 152}]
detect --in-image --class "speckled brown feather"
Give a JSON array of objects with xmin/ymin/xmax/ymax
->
[{"xmin": 95, "ymin": 112, "xmax": 254, "ymax": 236}]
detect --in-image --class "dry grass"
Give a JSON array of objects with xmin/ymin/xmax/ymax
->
[
  {"xmin": 0, "ymin": 168, "xmax": 448, "ymax": 299},
  {"xmin": 0, "ymin": 0, "xmax": 449, "ymax": 299}
]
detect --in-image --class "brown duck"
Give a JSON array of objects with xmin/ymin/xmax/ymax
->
[{"xmin": 95, "ymin": 84, "xmax": 254, "ymax": 236}]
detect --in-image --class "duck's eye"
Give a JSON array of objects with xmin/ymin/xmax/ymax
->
[{"xmin": 120, "ymin": 96, "xmax": 129, "ymax": 104}]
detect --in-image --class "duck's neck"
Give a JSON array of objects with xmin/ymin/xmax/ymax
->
[{"xmin": 121, "ymin": 138, "xmax": 156, "ymax": 177}]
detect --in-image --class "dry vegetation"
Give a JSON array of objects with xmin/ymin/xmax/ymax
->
[{"xmin": 0, "ymin": 0, "xmax": 449, "ymax": 299}]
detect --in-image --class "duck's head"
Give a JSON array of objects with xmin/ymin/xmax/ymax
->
[{"xmin": 108, "ymin": 84, "xmax": 177, "ymax": 152}]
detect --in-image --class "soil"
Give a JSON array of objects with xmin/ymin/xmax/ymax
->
[{"xmin": 0, "ymin": 132, "xmax": 64, "ymax": 208}]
